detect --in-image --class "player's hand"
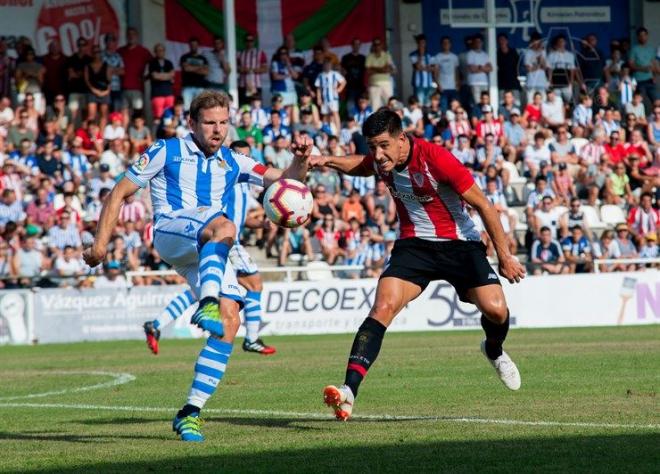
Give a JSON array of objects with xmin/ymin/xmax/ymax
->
[
  {"xmin": 291, "ymin": 135, "xmax": 313, "ymax": 161},
  {"xmin": 83, "ymin": 245, "xmax": 106, "ymax": 268},
  {"xmin": 309, "ymin": 155, "xmax": 329, "ymax": 169},
  {"xmin": 498, "ymin": 254, "xmax": 526, "ymax": 284}
]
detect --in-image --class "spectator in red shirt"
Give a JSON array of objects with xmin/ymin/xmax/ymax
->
[
  {"xmin": 75, "ymin": 119, "xmax": 103, "ymax": 159},
  {"xmin": 624, "ymin": 129, "xmax": 652, "ymax": 168},
  {"xmin": 315, "ymin": 214, "xmax": 344, "ymax": 264},
  {"xmin": 118, "ymin": 27, "xmax": 152, "ymax": 116},
  {"xmin": 475, "ymin": 105, "xmax": 504, "ymax": 146},
  {"xmin": 41, "ymin": 40, "xmax": 68, "ymax": 106},
  {"xmin": 523, "ymin": 91, "xmax": 542, "ymax": 126},
  {"xmin": 25, "ymin": 187, "xmax": 56, "ymax": 229},
  {"xmin": 604, "ymin": 130, "xmax": 626, "ymax": 165}
]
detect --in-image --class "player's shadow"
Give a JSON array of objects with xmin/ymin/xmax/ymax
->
[
  {"xmin": 12, "ymin": 433, "xmax": 660, "ymax": 473},
  {"xmin": 0, "ymin": 431, "xmax": 168, "ymax": 443}
]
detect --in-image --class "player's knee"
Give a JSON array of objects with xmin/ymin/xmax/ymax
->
[
  {"xmin": 202, "ymin": 218, "xmax": 236, "ymax": 245},
  {"xmin": 369, "ymin": 299, "xmax": 397, "ymax": 325},
  {"xmin": 481, "ymin": 298, "xmax": 508, "ymax": 324}
]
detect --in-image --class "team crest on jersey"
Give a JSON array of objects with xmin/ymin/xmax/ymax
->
[
  {"xmin": 412, "ymin": 172, "xmax": 425, "ymax": 187},
  {"xmin": 134, "ymin": 153, "xmax": 150, "ymax": 171},
  {"xmin": 216, "ymin": 159, "xmax": 233, "ymax": 171}
]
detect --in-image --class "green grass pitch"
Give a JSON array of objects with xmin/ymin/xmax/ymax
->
[{"xmin": 0, "ymin": 326, "xmax": 658, "ymax": 473}]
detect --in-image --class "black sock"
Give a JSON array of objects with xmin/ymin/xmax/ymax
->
[
  {"xmin": 344, "ymin": 317, "xmax": 387, "ymax": 397},
  {"xmin": 481, "ymin": 311, "xmax": 510, "ymax": 360},
  {"xmin": 177, "ymin": 404, "xmax": 200, "ymax": 418}
]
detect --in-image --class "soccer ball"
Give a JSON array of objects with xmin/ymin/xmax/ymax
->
[{"xmin": 263, "ymin": 179, "xmax": 313, "ymax": 228}]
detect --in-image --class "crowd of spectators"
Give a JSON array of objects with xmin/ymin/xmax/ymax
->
[{"xmin": 0, "ymin": 25, "xmax": 657, "ymax": 288}]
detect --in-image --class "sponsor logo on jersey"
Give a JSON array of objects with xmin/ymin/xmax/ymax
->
[
  {"xmin": 172, "ymin": 156, "xmax": 196, "ymax": 164},
  {"xmin": 387, "ymin": 186, "xmax": 433, "ymax": 203},
  {"xmin": 488, "ymin": 272, "xmax": 498, "ymax": 280}
]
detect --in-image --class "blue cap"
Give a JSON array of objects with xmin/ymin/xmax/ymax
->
[{"xmin": 106, "ymin": 260, "xmax": 121, "ymax": 270}]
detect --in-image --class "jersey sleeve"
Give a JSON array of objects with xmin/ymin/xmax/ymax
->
[
  {"xmin": 232, "ymin": 151, "xmax": 267, "ymax": 187},
  {"xmin": 425, "ymin": 144, "xmax": 475, "ymax": 195},
  {"xmin": 360, "ymin": 154, "xmax": 377, "ymax": 175},
  {"xmin": 125, "ymin": 139, "xmax": 167, "ymax": 188}
]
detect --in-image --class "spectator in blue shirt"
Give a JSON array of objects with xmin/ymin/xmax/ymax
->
[
  {"xmin": 262, "ymin": 110, "xmax": 291, "ymax": 145},
  {"xmin": 530, "ymin": 226, "xmax": 567, "ymax": 275},
  {"xmin": 561, "ymin": 225, "xmax": 592, "ymax": 273}
]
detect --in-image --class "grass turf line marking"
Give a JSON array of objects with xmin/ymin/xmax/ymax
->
[
  {"xmin": 0, "ymin": 402, "xmax": 657, "ymax": 431},
  {"xmin": 0, "ymin": 371, "xmax": 136, "ymax": 401}
]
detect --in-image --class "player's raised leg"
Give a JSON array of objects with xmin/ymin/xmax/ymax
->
[
  {"xmin": 191, "ymin": 216, "xmax": 236, "ymax": 337},
  {"xmin": 173, "ymin": 297, "xmax": 241, "ymax": 441},
  {"xmin": 144, "ymin": 289, "xmax": 198, "ymax": 355},
  {"xmin": 466, "ymin": 284, "xmax": 521, "ymax": 390},
  {"xmin": 324, "ymin": 276, "xmax": 421, "ymax": 420}
]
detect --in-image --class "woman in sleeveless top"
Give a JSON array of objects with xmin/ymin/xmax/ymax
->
[
  {"xmin": 647, "ymin": 106, "xmax": 660, "ymax": 148},
  {"xmin": 84, "ymin": 46, "xmax": 111, "ymax": 127}
]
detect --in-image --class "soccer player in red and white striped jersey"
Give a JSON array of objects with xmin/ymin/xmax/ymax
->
[{"xmin": 312, "ymin": 109, "xmax": 526, "ymax": 420}]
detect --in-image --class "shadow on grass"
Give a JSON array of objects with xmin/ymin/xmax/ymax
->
[
  {"xmin": 77, "ymin": 415, "xmax": 422, "ymax": 431},
  {"xmin": 14, "ymin": 432, "xmax": 660, "ymax": 473},
  {"xmin": 0, "ymin": 431, "xmax": 167, "ymax": 443}
]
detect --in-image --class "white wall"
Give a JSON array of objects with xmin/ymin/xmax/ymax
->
[
  {"xmin": 135, "ymin": 0, "xmax": 166, "ymax": 51},
  {"xmin": 642, "ymin": 0, "xmax": 660, "ymax": 47},
  {"xmin": 390, "ymin": 1, "xmax": 423, "ymax": 101}
]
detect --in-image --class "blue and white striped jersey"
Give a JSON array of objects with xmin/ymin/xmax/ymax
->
[
  {"xmin": 125, "ymin": 133, "xmax": 267, "ymax": 220},
  {"xmin": 410, "ymin": 50, "xmax": 433, "ymax": 88},
  {"xmin": 223, "ymin": 182, "xmax": 259, "ymax": 240},
  {"xmin": 314, "ymin": 71, "xmax": 345, "ymax": 103},
  {"xmin": 61, "ymin": 151, "xmax": 90, "ymax": 179}
]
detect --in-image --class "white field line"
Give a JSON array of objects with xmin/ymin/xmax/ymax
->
[
  {"xmin": 0, "ymin": 401, "xmax": 658, "ymax": 431},
  {"xmin": 0, "ymin": 371, "xmax": 136, "ymax": 401}
]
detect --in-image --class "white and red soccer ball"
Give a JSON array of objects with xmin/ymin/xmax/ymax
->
[{"xmin": 263, "ymin": 179, "xmax": 313, "ymax": 228}]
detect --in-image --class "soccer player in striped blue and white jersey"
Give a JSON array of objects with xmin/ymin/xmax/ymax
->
[
  {"xmin": 314, "ymin": 59, "xmax": 346, "ymax": 134},
  {"xmin": 84, "ymin": 91, "xmax": 312, "ymax": 442},
  {"xmin": 144, "ymin": 140, "xmax": 276, "ymax": 356}
]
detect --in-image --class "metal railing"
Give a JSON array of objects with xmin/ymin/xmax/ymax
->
[
  {"xmin": 127, "ymin": 264, "xmax": 366, "ymax": 283},
  {"xmin": 593, "ymin": 258, "xmax": 660, "ymax": 273}
]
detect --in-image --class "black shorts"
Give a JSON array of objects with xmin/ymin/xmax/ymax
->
[{"xmin": 381, "ymin": 238, "xmax": 500, "ymax": 302}]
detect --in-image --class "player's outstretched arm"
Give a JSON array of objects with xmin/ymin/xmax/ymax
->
[
  {"xmin": 462, "ymin": 184, "xmax": 526, "ymax": 284},
  {"xmin": 309, "ymin": 154, "xmax": 375, "ymax": 177},
  {"xmin": 263, "ymin": 135, "xmax": 313, "ymax": 187},
  {"xmin": 83, "ymin": 177, "xmax": 140, "ymax": 267}
]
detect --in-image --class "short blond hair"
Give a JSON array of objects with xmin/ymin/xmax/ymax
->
[{"xmin": 189, "ymin": 90, "xmax": 231, "ymax": 122}]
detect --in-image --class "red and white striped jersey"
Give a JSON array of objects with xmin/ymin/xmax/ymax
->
[
  {"xmin": 363, "ymin": 136, "xmax": 480, "ymax": 241},
  {"xmin": 237, "ymin": 48, "xmax": 267, "ymax": 89}
]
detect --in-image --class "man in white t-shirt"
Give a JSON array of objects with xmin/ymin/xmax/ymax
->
[
  {"xmin": 466, "ymin": 34, "xmax": 492, "ymax": 103},
  {"xmin": 541, "ymin": 88, "xmax": 565, "ymax": 127},
  {"xmin": 94, "ymin": 260, "xmax": 129, "ymax": 289},
  {"xmin": 524, "ymin": 131, "xmax": 551, "ymax": 177},
  {"xmin": 533, "ymin": 196, "xmax": 563, "ymax": 238},
  {"xmin": 431, "ymin": 36, "xmax": 460, "ymax": 112},
  {"xmin": 523, "ymin": 32, "xmax": 549, "ymax": 103},
  {"xmin": 547, "ymin": 35, "xmax": 576, "ymax": 104},
  {"xmin": 54, "ymin": 245, "xmax": 85, "ymax": 287}
]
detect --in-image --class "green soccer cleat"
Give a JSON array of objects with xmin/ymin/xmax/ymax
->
[
  {"xmin": 172, "ymin": 414, "xmax": 204, "ymax": 442},
  {"xmin": 190, "ymin": 299, "xmax": 224, "ymax": 337}
]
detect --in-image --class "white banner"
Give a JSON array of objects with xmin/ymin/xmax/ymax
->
[
  {"xmin": 0, "ymin": 290, "xmax": 33, "ymax": 345},
  {"xmin": 0, "ymin": 0, "xmax": 126, "ymax": 55},
  {"xmin": 258, "ymin": 271, "xmax": 660, "ymax": 336},
  {"xmin": 1, "ymin": 271, "xmax": 657, "ymax": 344}
]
